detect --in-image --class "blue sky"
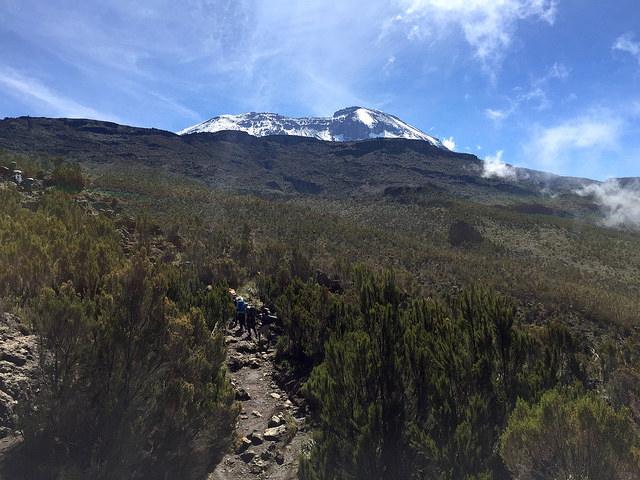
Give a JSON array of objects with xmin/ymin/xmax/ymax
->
[{"xmin": 1, "ymin": 0, "xmax": 640, "ymax": 180}]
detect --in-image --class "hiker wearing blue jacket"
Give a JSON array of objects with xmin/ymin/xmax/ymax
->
[{"xmin": 236, "ymin": 296, "xmax": 247, "ymax": 332}]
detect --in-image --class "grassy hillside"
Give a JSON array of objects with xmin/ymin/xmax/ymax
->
[{"xmin": 84, "ymin": 161, "xmax": 640, "ymax": 333}]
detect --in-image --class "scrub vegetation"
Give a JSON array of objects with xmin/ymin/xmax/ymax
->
[{"xmin": 0, "ymin": 150, "xmax": 639, "ymax": 479}]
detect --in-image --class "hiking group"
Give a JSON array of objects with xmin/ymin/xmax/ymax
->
[{"xmin": 229, "ymin": 289, "xmax": 278, "ymax": 345}]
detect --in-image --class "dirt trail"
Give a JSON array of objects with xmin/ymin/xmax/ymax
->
[{"xmin": 208, "ymin": 289, "xmax": 311, "ymax": 480}]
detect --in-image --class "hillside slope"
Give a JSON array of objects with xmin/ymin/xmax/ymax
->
[{"xmin": 0, "ymin": 117, "xmax": 596, "ymax": 204}]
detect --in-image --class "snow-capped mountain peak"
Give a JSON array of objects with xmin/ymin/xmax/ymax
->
[{"xmin": 178, "ymin": 107, "xmax": 446, "ymax": 148}]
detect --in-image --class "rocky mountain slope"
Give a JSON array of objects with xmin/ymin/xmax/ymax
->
[{"xmin": 178, "ymin": 107, "xmax": 446, "ymax": 147}]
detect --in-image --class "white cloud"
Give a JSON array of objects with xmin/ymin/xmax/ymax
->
[
  {"xmin": 613, "ymin": 32, "xmax": 640, "ymax": 63},
  {"xmin": 442, "ymin": 136, "xmax": 456, "ymax": 150},
  {"xmin": 0, "ymin": 68, "xmax": 118, "ymax": 121},
  {"xmin": 482, "ymin": 150, "xmax": 518, "ymax": 180},
  {"xmin": 577, "ymin": 180, "xmax": 640, "ymax": 228},
  {"xmin": 526, "ymin": 114, "xmax": 622, "ymax": 172},
  {"xmin": 393, "ymin": 0, "xmax": 557, "ymax": 65}
]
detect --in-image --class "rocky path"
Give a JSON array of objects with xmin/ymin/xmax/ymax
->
[{"xmin": 209, "ymin": 298, "xmax": 311, "ymax": 480}]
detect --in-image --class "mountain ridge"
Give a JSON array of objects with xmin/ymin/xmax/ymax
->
[{"xmin": 0, "ymin": 116, "xmax": 611, "ymax": 220}]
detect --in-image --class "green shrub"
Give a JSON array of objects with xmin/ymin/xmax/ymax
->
[
  {"xmin": 51, "ymin": 161, "xmax": 86, "ymax": 192},
  {"xmin": 500, "ymin": 388, "xmax": 640, "ymax": 480},
  {"xmin": 20, "ymin": 255, "xmax": 237, "ymax": 479},
  {"xmin": 299, "ymin": 272, "xmax": 578, "ymax": 479}
]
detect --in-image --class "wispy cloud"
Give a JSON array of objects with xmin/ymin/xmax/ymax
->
[
  {"xmin": 524, "ymin": 112, "xmax": 623, "ymax": 175},
  {"xmin": 523, "ymin": 109, "xmax": 627, "ymax": 176},
  {"xmin": 389, "ymin": 0, "xmax": 557, "ymax": 68},
  {"xmin": 0, "ymin": 68, "xmax": 119, "ymax": 121},
  {"xmin": 485, "ymin": 62, "xmax": 569, "ymax": 122},
  {"xmin": 485, "ymin": 108, "xmax": 509, "ymax": 121},
  {"xmin": 613, "ymin": 32, "xmax": 640, "ymax": 63},
  {"xmin": 577, "ymin": 180, "xmax": 640, "ymax": 229},
  {"xmin": 147, "ymin": 91, "xmax": 201, "ymax": 121}
]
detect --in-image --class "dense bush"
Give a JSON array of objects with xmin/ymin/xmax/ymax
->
[
  {"xmin": 22, "ymin": 256, "xmax": 237, "ymax": 479},
  {"xmin": 500, "ymin": 388, "xmax": 640, "ymax": 480},
  {"xmin": 0, "ymin": 190, "xmax": 121, "ymax": 302},
  {"xmin": 298, "ymin": 271, "xmax": 588, "ymax": 480},
  {"xmin": 51, "ymin": 161, "xmax": 86, "ymax": 192}
]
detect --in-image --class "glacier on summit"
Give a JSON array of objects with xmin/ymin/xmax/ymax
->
[{"xmin": 178, "ymin": 106, "xmax": 447, "ymax": 149}]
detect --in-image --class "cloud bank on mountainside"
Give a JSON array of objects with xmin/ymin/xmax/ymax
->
[{"xmin": 577, "ymin": 180, "xmax": 640, "ymax": 229}]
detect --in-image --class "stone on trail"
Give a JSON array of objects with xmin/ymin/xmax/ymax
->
[
  {"xmin": 269, "ymin": 392, "xmax": 281, "ymax": 400},
  {"xmin": 251, "ymin": 410, "xmax": 262, "ymax": 417},
  {"xmin": 263, "ymin": 424, "xmax": 287, "ymax": 441},
  {"xmin": 268, "ymin": 414, "xmax": 284, "ymax": 428},
  {"xmin": 236, "ymin": 437, "xmax": 252, "ymax": 453},
  {"xmin": 248, "ymin": 430, "xmax": 264, "ymax": 445},
  {"xmin": 228, "ymin": 356, "xmax": 245, "ymax": 372},
  {"xmin": 240, "ymin": 449, "xmax": 257, "ymax": 463},
  {"xmin": 235, "ymin": 387, "xmax": 251, "ymax": 401},
  {"xmin": 248, "ymin": 358, "xmax": 261, "ymax": 369}
]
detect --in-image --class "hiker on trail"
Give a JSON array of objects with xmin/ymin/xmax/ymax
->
[
  {"xmin": 257, "ymin": 306, "xmax": 277, "ymax": 347},
  {"xmin": 246, "ymin": 305, "xmax": 258, "ymax": 339},
  {"xmin": 236, "ymin": 296, "xmax": 247, "ymax": 332}
]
